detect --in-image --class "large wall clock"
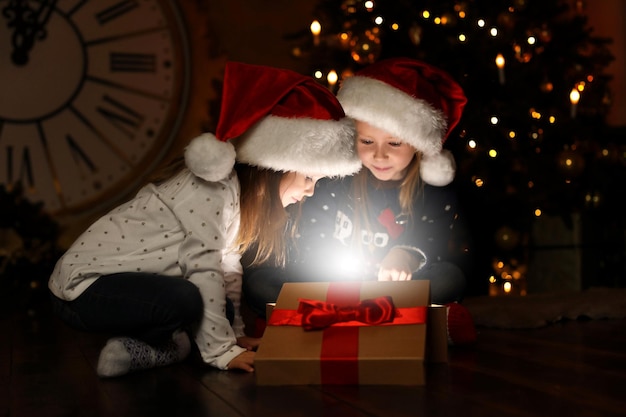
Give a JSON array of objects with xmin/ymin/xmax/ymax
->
[{"xmin": 0, "ymin": 0, "xmax": 193, "ymax": 216}]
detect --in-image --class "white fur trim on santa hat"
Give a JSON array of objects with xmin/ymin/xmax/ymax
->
[
  {"xmin": 338, "ymin": 76, "xmax": 447, "ymax": 157},
  {"xmin": 420, "ymin": 149, "xmax": 456, "ymax": 187},
  {"xmin": 184, "ymin": 133, "xmax": 236, "ymax": 182},
  {"xmin": 231, "ymin": 115, "xmax": 361, "ymax": 177},
  {"xmin": 338, "ymin": 75, "xmax": 456, "ymax": 185}
]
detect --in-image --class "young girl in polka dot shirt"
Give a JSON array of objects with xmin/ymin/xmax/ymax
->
[{"xmin": 48, "ymin": 62, "xmax": 360, "ymax": 377}]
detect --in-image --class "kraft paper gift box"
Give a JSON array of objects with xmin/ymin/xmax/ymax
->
[{"xmin": 255, "ymin": 280, "xmax": 433, "ymax": 385}]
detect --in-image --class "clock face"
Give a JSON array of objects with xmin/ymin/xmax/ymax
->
[{"xmin": 0, "ymin": 0, "xmax": 190, "ymax": 215}]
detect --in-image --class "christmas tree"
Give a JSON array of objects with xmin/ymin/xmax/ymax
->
[{"xmin": 288, "ymin": 0, "xmax": 624, "ymax": 295}]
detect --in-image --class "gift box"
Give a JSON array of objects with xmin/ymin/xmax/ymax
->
[{"xmin": 255, "ymin": 280, "xmax": 434, "ymax": 385}]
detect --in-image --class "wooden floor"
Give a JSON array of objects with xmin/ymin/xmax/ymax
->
[{"xmin": 2, "ymin": 298, "xmax": 626, "ymax": 417}]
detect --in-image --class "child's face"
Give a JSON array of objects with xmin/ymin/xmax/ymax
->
[
  {"xmin": 279, "ymin": 172, "xmax": 322, "ymax": 207},
  {"xmin": 355, "ymin": 121, "xmax": 416, "ymax": 181}
]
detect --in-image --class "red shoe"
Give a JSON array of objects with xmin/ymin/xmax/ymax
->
[{"xmin": 446, "ymin": 302, "xmax": 477, "ymax": 345}]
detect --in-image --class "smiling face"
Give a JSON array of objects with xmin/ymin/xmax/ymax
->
[
  {"xmin": 355, "ymin": 120, "xmax": 416, "ymax": 181},
  {"xmin": 279, "ymin": 172, "xmax": 322, "ymax": 207}
]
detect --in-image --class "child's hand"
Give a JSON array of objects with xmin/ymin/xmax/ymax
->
[
  {"xmin": 237, "ymin": 336, "xmax": 261, "ymax": 351},
  {"xmin": 377, "ymin": 247, "xmax": 421, "ymax": 281},
  {"xmin": 227, "ymin": 350, "xmax": 255, "ymax": 372}
]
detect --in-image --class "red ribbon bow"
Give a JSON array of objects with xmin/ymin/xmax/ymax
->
[{"xmin": 297, "ymin": 296, "xmax": 396, "ymax": 330}]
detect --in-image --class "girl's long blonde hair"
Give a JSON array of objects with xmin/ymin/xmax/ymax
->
[
  {"xmin": 150, "ymin": 158, "xmax": 297, "ymax": 267},
  {"xmin": 236, "ymin": 164, "xmax": 299, "ymax": 267}
]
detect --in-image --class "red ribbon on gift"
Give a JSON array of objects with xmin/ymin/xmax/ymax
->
[
  {"xmin": 298, "ymin": 295, "xmax": 395, "ymax": 330},
  {"xmin": 267, "ymin": 282, "xmax": 428, "ymax": 384}
]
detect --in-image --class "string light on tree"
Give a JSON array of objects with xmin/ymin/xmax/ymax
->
[
  {"xmin": 495, "ymin": 54, "xmax": 506, "ymax": 85},
  {"xmin": 570, "ymin": 87, "xmax": 580, "ymax": 118}
]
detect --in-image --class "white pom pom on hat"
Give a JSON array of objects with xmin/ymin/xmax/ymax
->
[
  {"xmin": 184, "ymin": 133, "xmax": 236, "ymax": 182},
  {"xmin": 337, "ymin": 57, "xmax": 467, "ymax": 186},
  {"xmin": 185, "ymin": 61, "xmax": 361, "ymax": 182}
]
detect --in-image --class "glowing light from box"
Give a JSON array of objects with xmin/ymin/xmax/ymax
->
[{"xmin": 503, "ymin": 281, "xmax": 512, "ymax": 293}]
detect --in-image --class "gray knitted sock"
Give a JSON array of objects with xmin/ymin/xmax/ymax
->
[{"xmin": 97, "ymin": 330, "xmax": 191, "ymax": 377}]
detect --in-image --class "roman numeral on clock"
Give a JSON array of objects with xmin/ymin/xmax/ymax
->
[
  {"xmin": 110, "ymin": 53, "xmax": 157, "ymax": 73},
  {"xmin": 96, "ymin": 95, "xmax": 145, "ymax": 138},
  {"xmin": 95, "ymin": 0, "xmax": 140, "ymax": 25}
]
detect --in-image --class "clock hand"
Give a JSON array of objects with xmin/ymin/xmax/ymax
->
[{"xmin": 2, "ymin": 0, "xmax": 58, "ymax": 66}]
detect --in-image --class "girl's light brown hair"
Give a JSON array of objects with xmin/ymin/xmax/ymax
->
[
  {"xmin": 352, "ymin": 153, "xmax": 423, "ymax": 244},
  {"xmin": 236, "ymin": 164, "xmax": 299, "ymax": 267}
]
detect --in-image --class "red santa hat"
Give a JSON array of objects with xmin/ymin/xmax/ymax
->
[
  {"xmin": 185, "ymin": 62, "xmax": 361, "ymax": 182},
  {"xmin": 336, "ymin": 57, "xmax": 467, "ymax": 186}
]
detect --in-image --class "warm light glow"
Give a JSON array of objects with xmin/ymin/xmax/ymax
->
[
  {"xmin": 327, "ymin": 70, "xmax": 338, "ymax": 86},
  {"xmin": 534, "ymin": 208, "xmax": 542, "ymax": 217},
  {"xmin": 549, "ymin": 116, "xmax": 556, "ymax": 123},
  {"xmin": 489, "ymin": 149, "xmax": 497, "ymax": 158},
  {"xmin": 458, "ymin": 34, "xmax": 467, "ymax": 42},
  {"xmin": 310, "ymin": 20, "xmax": 321, "ymax": 36},
  {"xmin": 495, "ymin": 54, "xmax": 505, "ymax": 68},
  {"xmin": 570, "ymin": 88, "xmax": 580, "ymax": 104},
  {"xmin": 391, "ymin": 23, "xmax": 399, "ymax": 30},
  {"xmin": 474, "ymin": 178, "xmax": 484, "ymax": 187},
  {"xmin": 422, "ymin": 10, "xmax": 430, "ymax": 19},
  {"xmin": 503, "ymin": 282, "xmax": 512, "ymax": 293},
  {"xmin": 508, "ymin": 131, "xmax": 516, "ymax": 139},
  {"xmin": 374, "ymin": 16, "xmax": 383, "ymax": 25},
  {"xmin": 490, "ymin": 27, "xmax": 498, "ymax": 36},
  {"xmin": 527, "ymin": 36, "xmax": 536, "ymax": 45},
  {"xmin": 434, "ymin": 17, "xmax": 441, "ymax": 24},
  {"xmin": 314, "ymin": 70, "xmax": 323, "ymax": 79},
  {"xmin": 468, "ymin": 139, "xmax": 477, "ymax": 149},
  {"xmin": 364, "ymin": 0, "xmax": 374, "ymax": 10},
  {"xmin": 477, "ymin": 19, "xmax": 485, "ymax": 27},
  {"xmin": 489, "ymin": 276, "xmax": 497, "ymax": 284},
  {"xmin": 490, "ymin": 116, "xmax": 499, "ymax": 125}
]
